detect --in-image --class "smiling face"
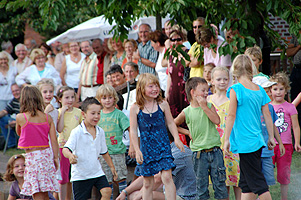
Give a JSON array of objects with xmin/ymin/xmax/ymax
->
[
  {"xmin": 111, "ymin": 72, "xmax": 126, "ymax": 86},
  {"xmin": 92, "ymin": 40, "xmax": 104, "ymax": 57},
  {"xmin": 13, "ymin": 158, "xmax": 25, "ymax": 179},
  {"xmin": 11, "ymin": 84, "xmax": 21, "ymax": 99},
  {"xmin": 144, "ymin": 82, "xmax": 160, "ymax": 99},
  {"xmin": 124, "ymin": 41, "xmax": 135, "ymax": 55},
  {"xmin": 40, "ymin": 84, "xmax": 54, "ymax": 105},
  {"xmin": 60, "ymin": 89, "xmax": 76, "ymax": 107},
  {"xmin": 69, "ymin": 42, "xmax": 80, "ymax": 54},
  {"xmin": 35, "ymin": 55, "xmax": 46, "ymax": 68},
  {"xmin": 211, "ymin": 70, "xmax": 229, "ymax": 91},
  {"xmin": 0, "ymin": 57, "xmax": 8, "ymax": 68},
  {"xmin": 111, "ymin": 39, "xmax": 123, "ymax": 52},
  {"xmin": 80, "ymin": 41, "xmax": 93, "ymax": 56},
  {"xmin": 124, "ymin": 64, "xmax": 139, "ymax": 80},
  {"xmin": 82, "ymin": 103, "xmax": 101, "ymax": 126},
  {"xmin": 170, "ymin": 33, "xmax": 183, "ymax": 47},
  {"xmin": 192, "ymin": 83, "xmax": 209, "ymax": 100},
  {"xmin": 15, "ymin": 46, "xmax": 27, "ymax": 60},
  {"xmin": 100, "ymin": 95, "xmax": 115, "ymax": 109},
  {"xmin": 139, "ymin": 24, "xmax": 150, "ymax": 44},
  {"xmin": 271, "ymin": 83, "xmax": 286, "ymax": 104}
]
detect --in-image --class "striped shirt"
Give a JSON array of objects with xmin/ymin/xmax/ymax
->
[
  {"xmin": 79, "ymin": 52, "xmax": 98, "ymax": 86},
  {"xmin": 137, "ymin": 40, "xmax": 158, "ymax": 74},
  {"xmin": 5, "ymin": 98, "xmax": 20, "ymax": 115},
  {"xmin": 13, "ymin": 57, "xmax": 32, "ymax": 74}
]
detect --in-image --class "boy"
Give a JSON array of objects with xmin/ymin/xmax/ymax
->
[
  {"xmin": 96, "ymin": 84, "xmax": 130, "ymax": 198},
  {"xmin": 175, "ymin": 77, "xmax": 228, "ymax": 200},
  {"xmin": 245, "ymin": 46, "xmax": 269, "ymax": 79},
  {"xmin": 63, "ymin": 97, "xmax": 117, "ymax": 200}
]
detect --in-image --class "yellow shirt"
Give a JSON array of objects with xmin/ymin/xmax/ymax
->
[{"xmin": 188, "ymin": 42, "xmax": 204, "ymax": 78}]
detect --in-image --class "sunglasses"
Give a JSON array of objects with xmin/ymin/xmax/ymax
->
[
  {"xmin": 193, "ymin": 25, "xmax": 202, "ymax": 29},
  {"xmin": 170, "ymin": 38, "xmax": 182, "ymax": 42}
]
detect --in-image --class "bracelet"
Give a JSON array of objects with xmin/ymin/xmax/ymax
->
[{"xmin": 122, "ymin": 189, "xmax": 128, "ymax": 196}]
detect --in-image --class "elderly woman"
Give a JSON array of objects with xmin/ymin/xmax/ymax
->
[
  {"xmin": 110, "ymin": 38, "xmax": 126, "ymax": 66},
  {"xmin": 121, "ymin": 39, "xmax": 138, "ymax": 69},
  {"xmin": 15, "ymin": 48, "xmax": 61, "ymax": 86},
  {"xmin": 40, "ymin": 42, "xmax": 55, "ymax": 66},
  {"xmin": 60, "ymin": 42, "xmax": 85, "ymax": 92}
]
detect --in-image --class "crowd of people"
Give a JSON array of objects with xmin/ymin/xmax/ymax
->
[{"xmin": 0, "ymin": 16, "xmax": 301, "ymax": 200}]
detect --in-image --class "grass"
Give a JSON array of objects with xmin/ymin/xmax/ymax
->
[{"xmin": 1, "ymin": 147, "xmax": 24, "ymax": 157}]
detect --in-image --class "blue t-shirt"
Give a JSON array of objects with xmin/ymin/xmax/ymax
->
[
  {"xmin": 226, "ymin": 83, "xmax": 270, "ymax": 153},
  {"xmin": 261, "ymin": 104, "xmax": 278, "ymax": 157}
]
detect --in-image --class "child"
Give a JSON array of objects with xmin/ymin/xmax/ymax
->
[
  {"xmin": 130, "ymin": 73, "xmax": 184, "ymax": 200},
  {"xmin": 208, "ymin": 67, "xmax": 241, "ymax": 199},
  {"xmin": 292, "ymin": 92, "xmax": 301, "ymax": 107},
  {"xmin": 245, "ymin": 46, "xmax": 269, "ymax": 79},
  {"xmin": 224, "ymin": 54, "xmax": 275, "ymax": 200},
  {"xmin": 57, "ymin": 86, "xmax": 83, "ymax": 200},
  {"xmin": 203, "ymin": 62, "xmax": 215, "ymax": 94},
  {"xmin": 96, "ymin": 84, "xmax": 130, "ymax": 198},
  {"xmin": 3, "ymin": 154, "xmax": 56, "ymax": 200},
  {"xmin": 16, "ymin": 85, "xmax": 59, "ymax": 199},
  {"xmin": 63, "ymin": 97, "xmax": 118, "ymax": 200},
  {"xmin": 175, "ymin": 77, "xmax": 228, "ymax": 200},
  {"xmin": 270, "ymin": 72, "xmax": 301, "ymax": 200}
]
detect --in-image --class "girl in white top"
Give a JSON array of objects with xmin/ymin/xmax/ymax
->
[{"xmin": 60, "ymin": 42, "xmax": 85, "ymax": 91}]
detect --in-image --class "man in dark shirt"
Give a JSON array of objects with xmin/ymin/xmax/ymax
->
[{"xmin": 0, "ymin": 84, "xmax": 21, "ymax": 148}]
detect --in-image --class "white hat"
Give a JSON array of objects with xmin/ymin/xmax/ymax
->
[{"xmin": 252, "ymin": 76, "xmax": 277, "ymax": 88}]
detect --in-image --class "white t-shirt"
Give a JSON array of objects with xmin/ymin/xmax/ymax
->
[
  {"xmin": 65, "ymin": 53, "xmax": 85, "ymax": 88},
  {"xmin": 64, "ymin": 121, "xmax": 108, "ymax": 182},
  {"xmin": 155, "ymin": 49, "xmax": 168, "ymax": 91}
]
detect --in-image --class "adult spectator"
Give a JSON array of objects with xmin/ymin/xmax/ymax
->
[
  {"xmin": 39, "ymin": 42, "xmax": 55, "ymax": 66},
  {"xmin": 1, "ymin": 41, "xmax": 14, "ymax": 65},
  {"xmin": 92, "ymin": 39, "xmax": 111, "ymax": 85},
  {"xmin": 287, "ymin": 30, "xmax": 301, "ymax": 124},
  {"xmin": 110, "ymin": 38, "xmax": 126, "ymax": 66},
  {"xmin": 78, "ymin": 40, "xmax": 99, "ymax": 101},
  {"xmin": 150, "ymin": 30, "xmax": 168, "ymax": 93},
  {"xmin": 121, "ymin": 39, "xmax": 138, "ymax": 69},
  {"xmin": 54, "ymin": 43, "xmax": 70, "ymax": 72},
  {"xmin": 110, "ymin": 64, "xmax": 127, "ymax": 88},
  {"xmin": 50, "ymin": 41, "xmax": 62, "ymax": 56},
  {"xmin": 122, "ymin": 62, "xmax": 139, "ymax": 110},
  {"xmin": 60, "ymin": 42, "xmax": 85, "ymax": 93},
  {"xmin": 0, "ymin": 84, "xmax": 20, "ymax": 148},
  {"xmin": 133, "ymin": 24, "xmax": 158, "ymax": 74},
  {"xmin": 24, "ymin": 38, "xmax": 37, "ymax": 54},
  {"xmin": 13, "ymin": 44, "xmax": 32, "ymax": 74},
  {"xmin": 15, "ymin": 48, "xmax": 61, "ymax": 86}
]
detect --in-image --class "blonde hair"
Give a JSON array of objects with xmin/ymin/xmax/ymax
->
[
  {"xmin": 36, "ymin": 78, "xmax": 55, "ymax": 91},
  {"xmin": 211, "ymin": 66, "xmax": 229, "ymax": 80},
  {"xmin": 96, "ymin": 84, "xmax": 119, "ymax": 106},
  {"xmin": 193, "ymin": 17, "xmax": 205, "ymax": 25},
  {"xmin": 123, "ymin": 39, "xmax": 138, "ymax": 50},
  {"xmin": 231, "ymin": 54, "xmax": 255, "ymax": 80},
  {"xmin": 245, "ymin": 45, "xmax": 262, "ymax": 61},
  {"xmin": 0, "ymin": 51, "xmax": 9, "ymax": 60},
  {"xmin": 3, "ymin": 154, "xmax": 25, "ymax": 182},
  {"xmin": 20, "ymin": 85, "xmax": 45, "ymax": 116},
  {"xmin": 29, "ymin": 48, "xmax": 45, "ymax": 63},
  {"xmin": 270, "ymin": 72, "xmax": 291, "ymax": 92},
  {"xmin": 136, "ymin": 73, "xmax": 163, "ymax": 109}
]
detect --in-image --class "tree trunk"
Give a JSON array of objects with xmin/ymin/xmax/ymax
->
[{"xmin": 156, "ymin": 13, "xmax": 162, "ymax": 31}]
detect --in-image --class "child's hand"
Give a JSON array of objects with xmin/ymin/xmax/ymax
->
[
  {"xmin": 295, "ymin": 143, "xmax": 301, "ymax": 152},
  {"xmin": 279, "ymin": 143, "xmax": 286, "ymax": 157},
  {"xmin": 196, "ymin": 95, "xmax": 207, "ymax": 107},
  {"xmin": 223, "ymin": 140, "xmax": 230, "ymax": 156},
  {"xmin": 111, "ymin": 168, "xmax": 118, "ymax": 181},
  {"xmin": 53, "ymin": 158, "xmax": 59, "ymax": 171},
  {"xmin": 175, "ymin": 138, "xmax": 185, "ymax": 152},
  {"xmin": 129, "ymin": 145, "xmax": 135, "ymax": 158},
  {"xmin": 135, "ymin": 150, "xmax": 143, "ymax": 164},
  {"xmin": 69, "ymin": 154, "xmax": 78, "ymax": 164},
  {"xmin": 268, "ymin": 138, "xmax": 276, "ymax": 150},
  {"xmin": 44, "ymin": 104, "xmax": 54, "ymax": 114},
  {"xmin": 61, "ymin": 105, "xmax": 70, "ymax": 113}
]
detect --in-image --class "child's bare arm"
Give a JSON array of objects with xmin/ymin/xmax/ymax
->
[
  {"xmin": 57, "ymin": 111, "xmax": 65, "ymax": 133},
  {"xmin": 291, "ymin": 114, "xmax": 301, "ymax": 152},
  {"xmin": 174, "ymin": 111, "xmax": 185, "ymax": 126},
  {"xmin": 292, "ymin": 93, "xmax": 301, "ymax": 107},
  {"xmin": 48, "ymin": 116, "xmax": 59, "ymax": 159},
  {"xmin": 274, "ymin": 125, "xmax": 285, "ymax": 156},
  {"xmin": 262, "ymin": 104, "xmax": 276, "ymax": 150},
  {"xmin": 197, "ymin": 96, "xmax": 220, "ymax": 125},
  {"xmin": 224, "ymin": 89, "xmax": 237, "ymax": 154},
  {"xmin": 130, "ymin": 104, "xmax": 143, "ymax": 164},
  {"xmin": 62, "ymin": 147, "xmax": 78, "ymax": 164},
  {"xmin": 15, "ymin": 113, "xmax": 23, "ymax": 136},
  {"xmin": 162, "ymin": 101, "xmax": 184, "ymax": 152},
  {"xmin": 102, "ymin": 152, "xmax": 118, "ymax": 181}
]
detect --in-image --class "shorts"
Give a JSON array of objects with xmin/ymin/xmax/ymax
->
[
  {"xmin": 192, "ymin": 147, "xmax": 228, "ymax": 200},
  {"xmin": 21, "ymin": 148, "xmax": 60, "ymax": 195},
  {"xmin": 261, "ymin": 157, "xmax": 276, "ymax": 185},
  {"xmin": 239, "ymin": 148, "xmax": 269, "ymax": 195},
  {"xmin": 72, "ymin": 176, "xmax": 109, "ymax": 200},
  {"xmin": 99, "ymin": 153, "xmax": 127, "ymax": 182},
  {"xmin": 272, "ymin": 144, "xmax": 293, "ymax": 184},
  {"xmin": 59, "ymin": 148, "xmax": 71, "ymax": 184}
]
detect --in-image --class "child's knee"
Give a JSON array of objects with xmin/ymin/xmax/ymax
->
[
  {"xmin": 100, "ymin": 187, "xmax": 112, "ymax": 199},
  {"xmin": 161, "ymin": 170, "xmax": 173, "ymax": 184}
]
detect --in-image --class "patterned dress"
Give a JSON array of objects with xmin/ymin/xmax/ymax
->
[
  {"xmin": 134, "ymin": 105, "xmax": 175, "ymax": 177},
  {"xmin": 209, "ymin": 98, "xmax": 240, "ymax": 186}
]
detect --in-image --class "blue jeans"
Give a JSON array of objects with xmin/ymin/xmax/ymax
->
[
  {"xmin": 0, "ymin": 115, "xmax": 17, "ymax": 148},
  {"xmin": 261, "ymin": 157, "xmax": 276, "ymax": 186},
  {"xmin": 192, "ymin": 147, "xmax": 228, "ymax": 200}
]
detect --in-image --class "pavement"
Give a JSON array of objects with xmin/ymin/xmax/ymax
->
[{"xmin": 0, "ymin": 152, "xmax": 12, "ymax": 200}]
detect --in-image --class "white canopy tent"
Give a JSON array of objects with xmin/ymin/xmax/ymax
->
[{"xmin": 47, "ymin": 15, "xmax": 170, "ymax": 45}]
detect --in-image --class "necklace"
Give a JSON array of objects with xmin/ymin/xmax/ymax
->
[{"xmin": 144, "ymin": 100, "xmax": 155, "ymax": 117}]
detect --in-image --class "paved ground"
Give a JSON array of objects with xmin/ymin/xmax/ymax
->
[{"xmin": 0, "ymin": 152, "xmax": 12, "ymax": 200}]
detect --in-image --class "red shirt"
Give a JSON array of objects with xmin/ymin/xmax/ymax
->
[{"xmin": 96, "ymin": 52, "xmax": 107, "ymax": 84}]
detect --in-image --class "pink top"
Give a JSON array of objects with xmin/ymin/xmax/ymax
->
[
  {"xmin": 272, "ymin": 101, "xmax": 298, "ymax": 144},
  {"xmin": 18, "ymin": 113, "xmax": 50, "ymax": 149}
]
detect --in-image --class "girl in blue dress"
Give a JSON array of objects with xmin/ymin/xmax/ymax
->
[{"xmin": 130, "ymin": 73, "xmax": 184, "ymax": 200}]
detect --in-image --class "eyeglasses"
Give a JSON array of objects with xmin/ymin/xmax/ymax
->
[
  {"xmin": 170, "ymin": 38, "xmax": 182, "ymax": 42},
  {"xmin": 193, "ymin": 25, "xmax": 202, "ymax": 29}
]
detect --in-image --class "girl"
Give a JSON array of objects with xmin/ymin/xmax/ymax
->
[
  {"xmin": 16, "ymin": 85, "xmax": 59, "ymax": 199},
  {"xmin": 203, "ymin": 62, "xmax": 215, "ymax": 95},
  {"xmin": 270, "ymin": 72, "xmax": 301, "ymax": 200},
  {"xmin": 208, "ymin": 67, "xmax": 241, "ymax": 200},
  {"xmin": 57, "ymin": 86, "xmax": 83, "ymax": 200},
  {"xmin": 3, "ymin": 154, "xmax": 56, "ymax": 200},
  {"xmin": 130, "ymin": 73, "xmax": 184, "ymax": 200},
  {"xmin": 224, "ymin": 54, "xmax": 275, "ymax": 200}
]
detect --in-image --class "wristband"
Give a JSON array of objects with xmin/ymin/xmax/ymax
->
[{"xmin": 122, "ymin": 189, "xmax": 128, "ymax": 196}]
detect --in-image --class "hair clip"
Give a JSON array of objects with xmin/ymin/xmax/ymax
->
[
  {"xmin": 60, "ymin": 89, "xmax": 63, "ymax": 93},
  {"xmin": 14, "ymin": 156, "xmax": 19, "ymax": 159}
]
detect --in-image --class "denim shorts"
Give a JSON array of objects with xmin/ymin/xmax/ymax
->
[
  {"xmin": 261, "ymin": 157, "xmax": 276, "ymax": 185},
  {"xmin": 192, "ymin": 147, "xmax": 228, "ymax": 200}
]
